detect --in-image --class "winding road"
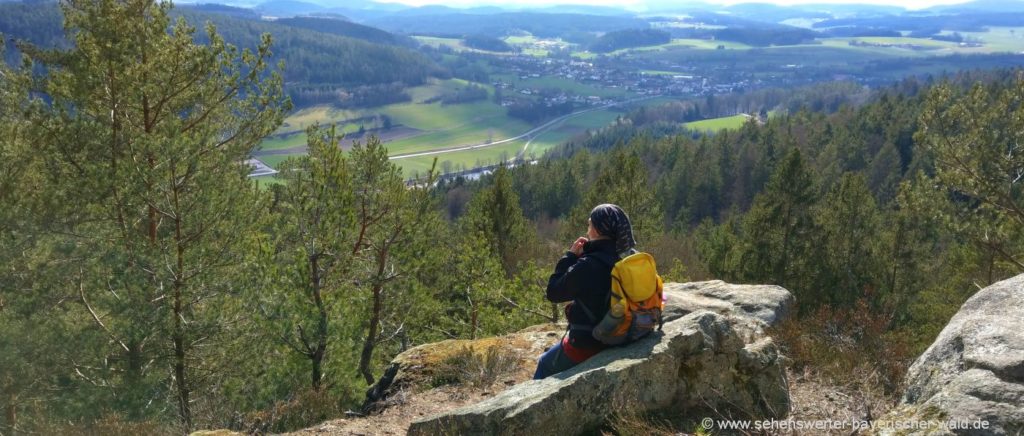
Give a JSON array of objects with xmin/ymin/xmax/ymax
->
[{"xmin": 387, "ymin": 96, "xmax": 656, "ymax": 160}]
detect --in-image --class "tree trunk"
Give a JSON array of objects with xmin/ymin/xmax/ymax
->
[
  {"xmin": 6, "ymin": 402, "xmax": 15, "ymax": 430},
  {"xmin": 311, "ymin": 256, "xmax": 328, "ymax": 391},
  {"xmin": 173, "ymin": 290, "xmax": 191, "ymax": 431},
  {"xmin": 359, "ymin": 285, "xmax": 382, "ymax": 385},
  {"xmin": 172, "ymin": 185, "xmax": 192, "ymax": 431},
  {"xmin": 470, "ymin": 300, "xmax": 478, "ymax": 340}
]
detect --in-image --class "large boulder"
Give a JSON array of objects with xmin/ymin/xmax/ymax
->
[
  {"xmin": 876, "ymin": 274, "xmax": 1024, "ymax": 436},
  {"xmin": 403, "ymin": 281, "xmax": 794, "ymax": 436},
  {"xmin": 662, "ymin": 281, "xmax": 795, "ymax": 334}
]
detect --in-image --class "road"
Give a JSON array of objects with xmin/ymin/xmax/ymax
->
[{"xmin": 387, "ymin": 96, "xmax": 656, "ymax": 160}]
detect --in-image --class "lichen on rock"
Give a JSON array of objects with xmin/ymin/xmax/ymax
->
[{"xmin": 874, "ymin": 274, "xmax": 1024, "ymax": 436}]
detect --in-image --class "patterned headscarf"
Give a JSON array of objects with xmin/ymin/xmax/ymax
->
[{"xmin": 589, "ymin": 203, "xmax": 637, "ymax": 258}]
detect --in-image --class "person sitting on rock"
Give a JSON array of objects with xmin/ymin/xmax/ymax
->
[{"xmin": 534, "ymin": 203, "xmax": 637, "ymax": 379}]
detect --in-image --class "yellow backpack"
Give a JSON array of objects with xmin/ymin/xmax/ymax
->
[{"xmin": 592, "ymin": 252, "xmax": 665, "ymax": 345}]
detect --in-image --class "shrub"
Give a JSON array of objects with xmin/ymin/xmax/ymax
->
[
  {"xmin": 430, "ymin": 345, "xmax": 519, "ymax": 389},
  {"xmin": 771, "ymin": 299, "xmax": 913, "ymax": 395}
]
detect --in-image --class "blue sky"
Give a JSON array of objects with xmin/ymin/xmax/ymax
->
[{"xmin": 374, "ymin": 0, "xmax": 973, "ymax": 10}]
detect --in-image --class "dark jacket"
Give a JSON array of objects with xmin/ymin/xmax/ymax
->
[{"xmin": 546, "ymin": 238, "xmax": 617, "ymax": 349}]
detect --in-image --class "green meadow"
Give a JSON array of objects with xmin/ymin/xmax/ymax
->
[
  {"xmin": 491, "ymin": 73, "xmax": 632, "ymax": 98},
  {"xmin": 684, "ymin": 114, "xmax": 751, "ymax": 132},
  {"xmin": 953, "ymin": 27, "xmax": 1024, "ymax": 53},
  {"xmin": 396, "ymin": 140, "xmax": 527, "ymax": 177}
]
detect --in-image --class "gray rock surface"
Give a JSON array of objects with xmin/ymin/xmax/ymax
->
[
  {"xmin": 876, "ymin": 274, "xmax": 1024, "ymax": 435},
  {"xmin": 406, "ymin": 281, "xmax": 795, "ymax": 436},
  {"xmin": 663, "ymin": 281, "xmax": 795, "ymax": 333}
]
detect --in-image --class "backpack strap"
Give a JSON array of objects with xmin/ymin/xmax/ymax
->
[
  {"xmin": 575, "ymin": 299, "xmax": 600, "ymax": 325},
  {"xmin": 571, "ymin": 251, "xmax": 618, "ymax": 325}
]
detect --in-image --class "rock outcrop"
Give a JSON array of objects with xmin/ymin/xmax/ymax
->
[
  {"xmin": 379, "ymin": 280, "xmax": 796, "ymax": 436},
  {"xmin": 661, "ymin": 281, "xmax": 795, "ymax": 334},
  {"xmin": 876, "ymin": 274, "xmax": 1024, "ymax": 435}
]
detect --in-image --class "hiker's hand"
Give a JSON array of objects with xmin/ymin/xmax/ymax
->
[{"xmin": 570, "ymin": 237, "xmax": 587, "ymax": 256}]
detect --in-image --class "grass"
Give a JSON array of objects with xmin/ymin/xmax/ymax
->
[
  {"xmin": 502, "ymin": 35, "xmax": 573, "ymax": 58},
  {"xmin": 250, "ymin": 175, "xmax": 285, "ymax": 187},
  {"xmin": 276, "ymin": 106, "xmax": 364, "ymax": 135},
  {"xmin": 260, "ymin": 133, "xmax": 308, "ymax": 151},
  {"xmin": 396, "ymin": 140, "xmax": 526, "ymax": 177},
  {"xmin": 406, "ymin": 78, "xmax": 477, "ymax": 103},
  {"xmin": 955, "ymin": 26, "xmax": 1024, "ymax": 53},
  {"xmin": 254, "ymin": 153, "xmax": 304, "ymax": 170},
  {"xmin": 523, "ymin": 109, "xmax": 620, "ymax": 155},
  {"xmin": 595, "ymin": 39, "xmax": 753, "ymax": 58},
  {"xmin": 413, "ymin": 35, "xmax": 470, "ymax": 51},
  {"xmin": 684, "ymin": 114, "xmax": 751, "ymax": 132},
  {"xmin": 429, "ymin": 345, "xmax": 519, "ymax": 389},
  {"xmin": 382, "ymin": 100, "xmax": 507, "ymax": 131},
  {"xmin": 385, "ymin": 116, "xmax": 532, "ymax": 155},
  {"xmin": 502, "ymin": 35, "xmax": 539, "ymax": 45},
  {"xmin": 395, "ymin": 104, "xmax": 647, "ymax": 176}
]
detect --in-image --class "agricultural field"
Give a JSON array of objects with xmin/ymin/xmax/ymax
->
[
  {"xmin": 683, "ymin": 114, "xmax": 751, "ymax": 132},
  {"xmin": 396, "ymin": 140, "xmax": 527, "ymax": 178},
  {"xmin": 392, "ymin": 102, "xmax": 649, "ymax": 177},
  {"xmin": 490, "ymin": 73, "xmax": 632, "ymax": 98},
  {"xmin": 254, "ymin": 153, "xmax": 305, "ymax": 170},
  {"xmin": 950, "ymin": 27, "xmax": 1024, "ymax": 53},
  {"xmin": 385, "ymin": 116, "xmax": 532, "ymax": 156},
  {"xmin": 412, "ymin": 36, "xmax": 476, "ymax": 52},
  {"xmin": 502, "ymin": 34, "xmax": 573, "ymax": 57},
  {"xmin": 413, "ymin": 36, "xmax": 516, "ymax": 54}
]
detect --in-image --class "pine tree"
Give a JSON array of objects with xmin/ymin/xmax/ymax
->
[
  {"xmin": 267, "ymin": 125, "xmax": 355, "ymax": 391},
  {"xmin": 460, "ymin": 166, "xmax": 532, "ymax": 275},
  {"xmin": 813, "ymin": 172, "xmax": 883, "ymax": 308},
  {"xmin": 918, "ymin": 75, "xmax": 1024, "ymax": 274},
  {"xmin": 26, "ymin": 0, "xmax": 287, "ymax": 428},
  {"xmin": 737, "ymin": 148, "xmax": 818, "ymax": 305},
  {"xmin": 349, "ymin": 136, "xmax": 437, "ymax": 385},
  {"xmin": 566, "ymin": 148, "xmax": 664, "ymax": 250}
]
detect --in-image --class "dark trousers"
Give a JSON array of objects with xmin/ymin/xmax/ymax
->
[{"xmin": 533, "ymin": 340, "xmax": 580, "ymax": 379}]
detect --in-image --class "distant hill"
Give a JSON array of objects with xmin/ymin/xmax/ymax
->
[
  {"xmin": 178, "ymin": 9, "xmax": 441, "ymax": 86},
  {"xmin": 1, "ymin": 2, "xmax": 441, "ymax": 88},
  {"xmin": 527, "ymin": 5, "xmax": 633, "ymax": 16},
  {"xmin": 180, "ymin": 3, "xmax": 261, "ymax": 19},
  {"xmin": 589, "ymin": 28, "xmax": 669, "ymax": 53},
  {"xmin": 721, "ymin": 3, "xmax": 832, "ymax": 22},
  {"xmin": 793, "ymin": 3, "xmax": 906, "ymax": 17},
  {"xmin": 273, "ymin": 16, "xmax": 409, "ymax": 46},
  {"xmin": 813, "ymin": 12, "xmax": 1024, "ymax": 33},
  {"xmin": 926, "ymin": 0, "xmax": 1024, "ymax": 13},
  {"xmin": 365, "ymin": 12, "xmax": 648, "ymax": 39},
  {"xmin": 256, "ymin": 0, "xmax": 324, "ymax": 17}
]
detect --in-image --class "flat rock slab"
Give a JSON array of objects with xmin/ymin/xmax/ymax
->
[
  {"xmin": 876, "ymin": 273, "xmax": 1024, "ymax": 435},
  {"xmin": 663, "ymin": 280, "xmax": 795, "ymax": 330},
  {"xmin": 408, "ymin": 310, "xmax": 791, "ymax": 436}
]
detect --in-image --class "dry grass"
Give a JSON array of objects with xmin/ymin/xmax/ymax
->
[
  {"xmin": 785, "ymin": 366, "xmax": 897, "ymax": 434},
  {"xmin": 770, "ymin": 299, "xmax": 913, "ymax": 395},
  {"xmin": 430, "ymin": 345, "xmax": 520, "ymax": 389},
  {"xmin": 242, "ymin": 388, "xmax": 348, "ymax": 434}
]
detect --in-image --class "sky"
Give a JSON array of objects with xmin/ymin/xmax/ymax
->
[{"xmin": 374, "ymin": 0, "xmax": 974, "ymax": 10}]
